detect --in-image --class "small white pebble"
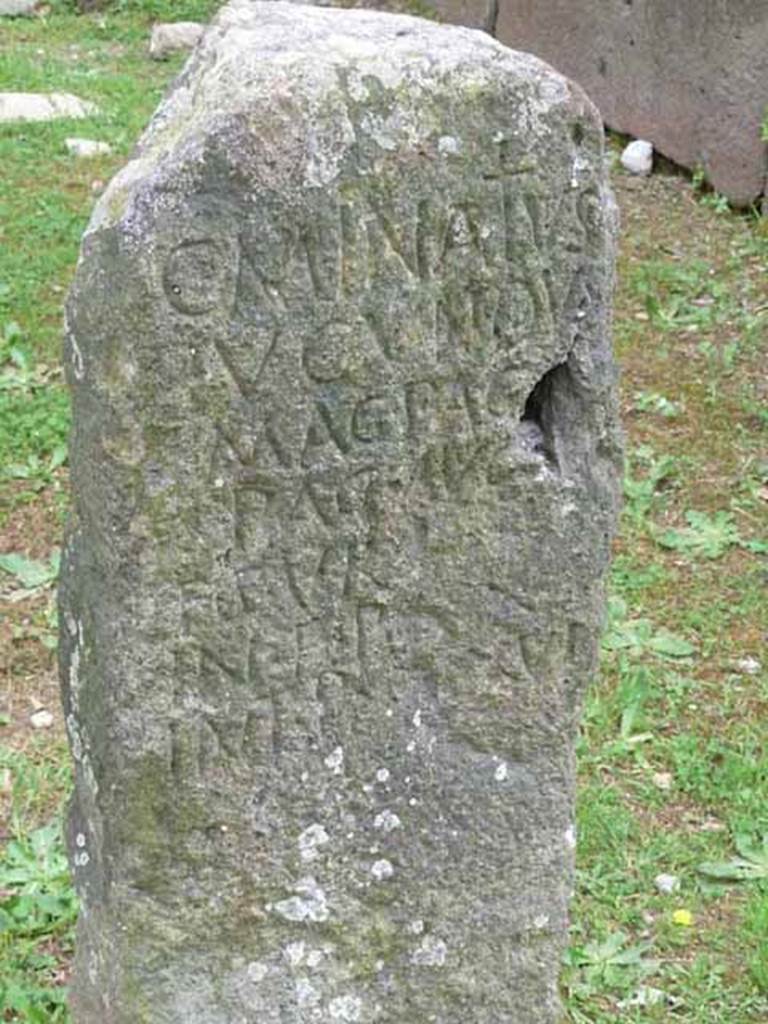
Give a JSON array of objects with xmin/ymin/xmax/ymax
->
[
  {"xmin": 65, "ymin": 137, "xmax": 112, "ymax": 158},
  {"xmin": 736, "ymin": 656, "xmax": 761, "ymax": 675},
  {"xmin": 29, "ymin": 709, "xmax": 54, "ymax": 730},
  {"xmin": 620, "ymin": 139, "xmax": 653, "ymax": 176},
  {"xmin": 654, "ymin": 873, "xmax": 680, "ymax": 895}
]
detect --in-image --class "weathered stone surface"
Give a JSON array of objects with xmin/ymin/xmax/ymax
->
[
  {"xmin": 148, "ymin": 21, "xmax": 205, "ymax": 60},
  {"xmin": 496, "ymin": 0, "xmax": 768, "ymax": 207},
  {"xmin": 0, "ymin": 92, "xmax": 97, "ymax": 122},
  {"xmin": 346, "ymin": 0, "xmax": 496, "ymax": 32},
  {"xmin": 419, "ymin": 0, "xmax": 495, "ymax": 30},
  {"xmin": 60, "ymin": 2, "xmax": 621, "ymax": 1022}
]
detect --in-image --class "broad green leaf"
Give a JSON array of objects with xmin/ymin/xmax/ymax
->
[
  {"xmin": 603, "ymin": 616, "xmax": 694, "ymax": 660},
  {"xmin": 48, "ymin": 444, "xmax": 68, "ymax": 471},
  {"xmin": 658, "ymin": 509, "xmax": 741, "ymax": 559},
  {"xmin": 697, "ymin": 834, "xmax": 768, "ymax": 882},
  {"xmin": 0, "ymin": 551, "xmax": 59, "ymax": 590},
  {"xmin": 647, "ymin": 630, "xmax": 696, "ymax": 658}
]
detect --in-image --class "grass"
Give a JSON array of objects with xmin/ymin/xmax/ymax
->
[{"xmin": 0, "ymin": 5, "xmax": 766, "ymax": 1022}]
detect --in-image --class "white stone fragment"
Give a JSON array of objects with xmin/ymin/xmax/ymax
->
[
  {"xmin": 65, "ymin": 137, "xmax": 112, "ymax": 158},
  {"xmin": 149, "ymin": 21, "xmax": 205, "ymax": 60},
  {"xmin": 0, "ymin": 92, "xmax": 98, "ymax": 123},
  {"xmin": 654, "ymin": 873, "xmax": 680, "ymax": 895},
  {"xmin": 29, "ymin": 709, "xmax": 54, "ymax": 729},
  {"xmin": 620, "ymin": 139, "xmax": 653, "ymax": 176}
]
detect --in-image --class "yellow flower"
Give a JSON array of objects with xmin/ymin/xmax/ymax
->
[{"xmin": 672, "ymin": 909, "xmax": 693, "ymax": 927}]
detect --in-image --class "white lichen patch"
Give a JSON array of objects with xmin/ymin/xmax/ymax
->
[
  {"xmin": 69, "ymin": 644, "xmax": 82, "ymax": 698},
  {"xmin": 296, "ymin": 977, "xmax": 320, "ymax": 1006},
  {"xmin": 328, "ymin": 994, "xmax": 363, "ymax": 1021},
  {"xmin": 284, "ymin": 941, "xmax": 306, "ymax": 968},
  {"xmin": 375, "ymin": 767, "xmax": 390, "ymax": 783},
  {"xmin": 411, "ymin": 935, "xmax": 448, "ymax": 966},
  {"xmin": 371, "ymin": 859, "xmax": 394, "ymax": 881},
  {"xmin": 306, "ymin": 948, "xmax": 324, "ymax": 969},
  {"xmin": 494, "ymin": 761, "xmax": 509, "ymax": 782},
  {"xmin": 246, "ymin": 961, "xmax": 269, "ymax": 983},
  {"xmin": 373, "ymin": 810, "xmax": 401, "ymax": 833},
  {"xmin": 409, "ymin": 919, "xmax": 425, "ymax": 935},
  {"xmin": 299, "ymin": 823, "xmax": 330, "ymax": 862},
  {"xmin": 533, "ymin": 914, "xmax": 550, "ymax": 930},
  {"xmin": 273, "ymin": 877, "xmax": 329, "ymax": 922},
  {"xmin": 324, "ymin": 746, "xmax": 344, "ymax": 774},
  {"xmin": 437, "ymin": 134, "xmax": 461, "ymax": 155}
]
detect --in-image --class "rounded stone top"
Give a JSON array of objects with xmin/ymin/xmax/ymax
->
[{"xmin": 88, "ymin": 0, "xmax": 600, "ymax": 239}]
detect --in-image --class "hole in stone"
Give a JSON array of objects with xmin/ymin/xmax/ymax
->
[
  {"xmin": 519, "ymin": 364, "xmax": 567, "ymax": 468},
  {"xmin": 572, "ymin": 122, "xmax": 585, "ymax": 145},
  {"xmin": 597, "ymin": 56, "xmax": 608, "ymax": 76}
]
